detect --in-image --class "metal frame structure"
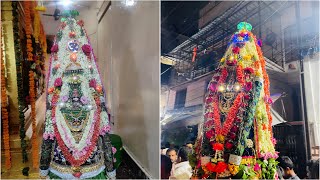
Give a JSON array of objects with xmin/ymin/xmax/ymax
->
[{"xmin": 165, "ymin": 1, "xmax": 296, "ymax": 86}]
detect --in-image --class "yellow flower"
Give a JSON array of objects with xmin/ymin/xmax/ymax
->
[
  {"xmin": 216, "ymin": 134, "xmax": 225, "ymax": 142},
  {"xmin": 35, "ymin": 6, "xmax": 47, "ymax": 12},
  {"xmin": 255, "ymin": 71, "xmax": 262, "ymax": 77},
  {"xmin": 243, "ymin": 55, "xmax": 252, "ymax": 61},
  {"xmin": 220, "ymin": 57, "xmax": 225, "ymax": 63}
]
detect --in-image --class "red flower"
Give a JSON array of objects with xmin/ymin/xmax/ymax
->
[
  {"xmin": 77, "ymin": 20, "xmax": 84, "ymax": 27},
  {"xmin": 205, "ymin": 112, "xmax": 214, "ymax": 119},
  {"xmin": 239, "ymin": 32, "xmax": 247, "ymax": 37},
  {"xmin": 226, "ymin": 60, "xmax": 237, "ymax": 66},
  {"xmin": 206, "ymin": 162, "xmax": 216, "ymax": 172},
  {"xmin": 69, "ymin": 31, "xmax": 76, "ymax": 38},
  {"xmin": 229, "ymin": 133, "xmax": 237, "ymax": 140},
  {"xmin": 214, "ymin": 162, "xmax": 228, "ymax": 173},
  {"xmin": 82, "ymin": 44, "xmax": 92, "ymax": 56},
  {"xmin": 206, "ymin": 97, "xmax": 213, "ymax": 103},
  {"xmin": 54, "ymin": 77, "xmax": 62, "ymax": 87},
  {"xmin": 232, "ymin": 46, "xmax": 240, "ymax": 54},
  {"xmin": 225, "ymin": 141, "xmax": 234, "ymax": 149},
  {"xmin": 204, "ymin": 120, "xmax": 214, "ymax": 128},
  {"xmin": 213, "ymin": 143, "xmax": 224, "ymax": 151},
  {"xmin": 89, "ymin": 79, "xmax": 97, "ymax": 88},
  {"xmin": 218, "ymin": 68, "xmax": 228, "ymax": 83},
  {"xmin": 244, "ymin": 67, "xmax": 254, "ymax": 74},
  {"xmin": 205, "ymin": 129, "xmax": 214, "ymax": 139},
  {"xmin": 213, "ymin": 76, "xmax": 220, "ymax": 81},
  {"xmin": 51, "ymin": 44, "xmax": 59, "ymax": 53},
  {"xmin": 244, "ymin": 82, "xmax": 252, "ymax": 92},
  {"xmin": 244, "ymin": 94, "xmax": 250, "ymax": 100},
  {"xmin": 230, "ymin": 126, "xmax": 238, "ymax": 133}
]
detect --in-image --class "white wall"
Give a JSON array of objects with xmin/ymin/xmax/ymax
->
[
  {"xmin": 96, "ymin": 1, "xmax": 160, "ymax": 178},
  {"xmin": 303, "ymin": 53, "xmax": 320, "ymax": 147}
]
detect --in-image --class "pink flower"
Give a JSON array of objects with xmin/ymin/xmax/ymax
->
[
  {"xmin": 100, "ymin": 125, "xmax": 111, "ymax": 135},
  {"xmin": 244, "ymin": 82, "xmax": 252, "ymax": 92},
  {"xmin": 254, "ymin": 163, "xmax": 261, "ymax": 171},
  {"xmin": 89, "ymin": 79, "xmax": 97, "ymax": 88},
  {"xmin": 54, "ymin": 77, "xmax": 62, "ymax": 87},
  {"xmin": 49, "ymin": 134, "xmax": 54, "ymax": 140},
  {"xmin": 82, "ymin": 44, "xmax": 92, "ymax": 56},
  {"xmin": 206, "ymin": 97, "xmax": 213, "ymax": 103},
  {"xmin": 43, "ymin": 133, "xmax": 49, "ymax": 139},
  {"xmin": 112, "ymin": 147, "xmax": 117, "ymax": 154},
  {"xmin": 272, "ymin": 138, "xmax": 277, "ymax": 145},
  {"xmin": 52, "ymin": 117, "xmax": 56, "ymax": 124},
  {"xmin": 113, "ymin": 158, "xmax": 117, "ymax": 163},
  {"xmin": 264, "ymin": 96, "xmax": 273, "ymax": 104},
  {"xmin": 51, "ymin": 44, "xmax": 59, "ymax": 53},
  {"xmin": 209, "ymin": 83, "xmax": 217, "ymax": 92}
]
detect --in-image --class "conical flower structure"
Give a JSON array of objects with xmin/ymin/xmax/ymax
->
[
  {"xmin": 39, "ymin": 10, "xmax": 115, "ymax": 179},
  {"xmin": 191, "ymin": 22, "xmax": 278, "ymax": 179}
]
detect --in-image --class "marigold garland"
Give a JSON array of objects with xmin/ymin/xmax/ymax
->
[
  {"xmin": 1, "ymin": 40, "xmax": 11, "ymax": 169},
  {"xmin": 33, "ymin": 10, "xmax": 40, "ymax": 43},
  {"xmin": 24, "ymin": 1, "xmax": 34, "ymax": 61},
  {"xmin": 29, "ymin": 71, "xmax": 39, "ymax": 168},
  {"xmin": 254, "ymin": 37, "xmax": 273, "ymax": 136}
]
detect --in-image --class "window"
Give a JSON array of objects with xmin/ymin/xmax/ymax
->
[{"xmin": 174, "ymin": 88, "xmax": 187, "ymax": 109}]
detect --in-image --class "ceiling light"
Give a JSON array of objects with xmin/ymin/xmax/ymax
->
[
  {"xmin": 125, "ymin": 0, "xmax": 135, "ymax": 6},
  {"xmin": 62, "ymin": 0, "xmax": 72, "ymax": 7}
]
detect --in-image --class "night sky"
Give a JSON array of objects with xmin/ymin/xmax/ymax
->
[{"xmin": 161, "ymin": 1, "xmax": 208, "ymax": 84}]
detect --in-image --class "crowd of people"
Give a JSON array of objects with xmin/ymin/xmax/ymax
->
[
  {"xmin": 161, "ymin": 142, "xmax": 319, "ymax": 180},
  {"xmin": 161, "ymin": 142, "xmax": 194, "ymax": 179}
]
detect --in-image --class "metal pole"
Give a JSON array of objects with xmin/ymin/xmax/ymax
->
[{"xmin": 295, "ymin": 1, "xmax": 311, "ymax": 161}]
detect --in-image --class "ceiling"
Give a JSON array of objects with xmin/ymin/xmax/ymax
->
[{"xmin": 39, "ymin": 0, "xmax": 95, "ymax": 35}]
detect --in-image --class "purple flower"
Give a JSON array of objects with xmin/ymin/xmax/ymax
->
[
  {"xmin": 82, "ymin": 44, "xmax": 92, "ymax": 56},
  {"xmin": 54, "ymin": 77, "xmax": 63, "ymax": 87},
  {"xmin": 61, "ymin": 96, "xmax": 69, "ymax": 103},
  {"xmin": 80, "ymin": 96, "xmax": 89, "ymax": 104},
  {"xmin": 51, "ymin": 44, "xmax": 59, "ymax": 53}
]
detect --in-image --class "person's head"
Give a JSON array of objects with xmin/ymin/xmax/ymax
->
[
  {"xmin": 307, "ymin": 159, "xmax": 319, "ymax": 179},
  {"xmin": 276, "ymin": 166, "xmax": 284, "ymax": 180},
  {"xmin": 161, "ymin": 155, "xmax": 172, "ymax": 179},
  {"xmin": 278, "ymin": 156, "xmax": 296, "ymax": 178},
  {"xmin": 186, "ymin": 141, "xmax": 193, "ymax": 149},
  {"xmin": 166, "ymin": 148, "xmax": 178, "ymax": 163},
  {"xmin": 165, "ymin": 142, "xmax": 170, "ymax": 148},
  {"xmin": 177, "ymin": 146, "xmax": 192, "ymax": 163}
]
